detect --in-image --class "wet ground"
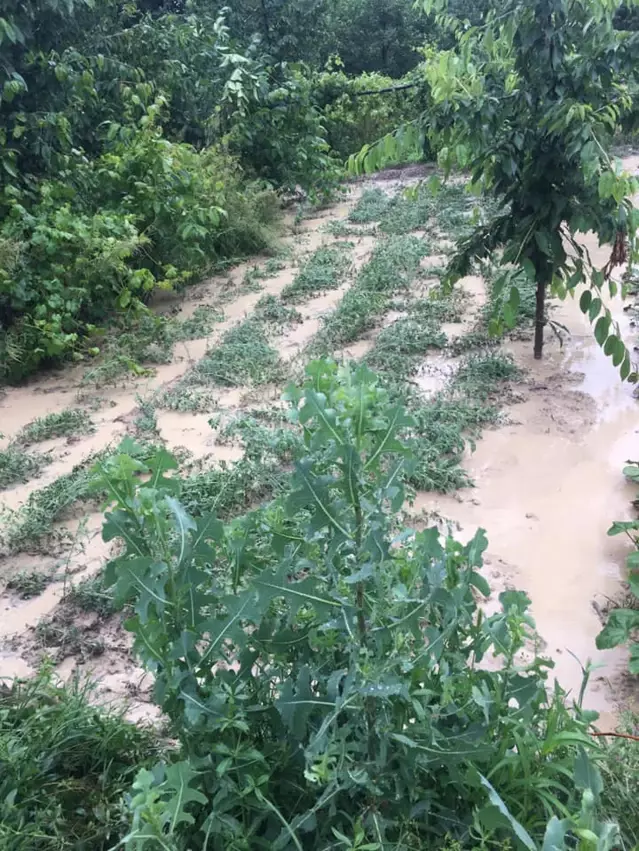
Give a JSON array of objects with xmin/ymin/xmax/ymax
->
[{"xmin": 1, "ymin": 163, "xmax": 638, "ymax": 725}]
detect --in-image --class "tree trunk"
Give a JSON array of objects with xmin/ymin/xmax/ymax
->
[{"xmin": 533, "ymin": 278, "xmax": 547, "ymax": 359}]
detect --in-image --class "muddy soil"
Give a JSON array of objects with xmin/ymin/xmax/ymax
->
[{"xmin": 1, "ymin": 165, "xmax": 638, "ymax": 726}]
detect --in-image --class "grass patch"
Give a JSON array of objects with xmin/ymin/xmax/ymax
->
[
  {"xmin": 0, "ymin": 463, "xmax": 95, "ymax": 554},
  {"xmin": 0, "ymin": 442, "xmax": 160, "ymax": 555},
  {"xmin": 348, "ymin": 183, "xmax": 481, "ymax": 239},
  {"xmin": 81, "ymin": 312, "xmax": 173, "ymax": 387},
  {"xmin": 314, "ymin": 234, "xmax": 429, "ymax": 350},
  {"xmin": 65, "ymin": 572, "xmax": 116, "ymax": 618},
  {"xmin": 133, "ymin": 395, "xmax": 159, "ymax": 435},
  {"xmin": 405, "ymin": 351, "xmax": 519, "ymax": 493},
  {"xmin": 169, "ymin": 304, "xmax": 224, "ymax": 342},
  {"xmin": 155, "ymin": 384, "xmax": 220, "ymax": 413},
  {"xmin": 366, "ymin": 318, "xmax": 447, "ymax": 379},
  {"xmin": 599, "ymin": 713, "xmax": 639, "ymax": 849},
  {"xmin": 349, "ymin": 188, "xmax": 390, "ymax": 222},
  {"xmin": 183, "ymin": 318, "xmax": 285, "ymax": 389},
  {"xmin": 5, "ymin": 570, "xmax": 53, "ymax": 599},
  {"xmin": 18, "ymin": 409, "xmax": 95, "ymax": 445},
  {"xmin": 0, "ymin": 669, "xmax": 158, "ymax": 851},
  {"xmin": 254, "ymin": 294, "xmax": 303, "ymax": 329},
  {"xmin": 0, "ymin": 446, "xmax": 50, "ymax": 490},
  {"xmin": 366, "ymin": 288, "xmax": 465, "ymax": 380},
  {"xmin": 281, "ymin": 244, "xmax": 352, "ymax": 303}
]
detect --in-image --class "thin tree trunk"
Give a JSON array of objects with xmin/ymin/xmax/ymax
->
[{"xmin": 533, "ymin": 279, "xmax": 546, "ymax": 359}]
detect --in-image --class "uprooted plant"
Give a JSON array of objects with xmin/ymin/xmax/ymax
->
[{"xmin": 93, "ymin": 359, "xmax": 618, "ymax": 850}]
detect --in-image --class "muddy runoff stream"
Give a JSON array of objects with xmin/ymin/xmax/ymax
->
[{"xmin": 0, "ymin": 167, "xmax": 638, "ymax": 725}]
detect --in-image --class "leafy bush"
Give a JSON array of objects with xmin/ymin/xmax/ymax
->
[
  {"xmin": 596, "ymin": 462, "xmax": 639, "ymax": 674},
  {"xmin": 0, "ymin": 110, "xmax": 280, "ymax": 381},
  {"xmin": 92, "ymin": 359, "xmax": 614, "ymax": 850},
  {"xmin": 317, "ymin": 67, "xmax": 424, "ymax": 160}
]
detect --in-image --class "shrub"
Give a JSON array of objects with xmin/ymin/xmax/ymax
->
[
  {"xmin": 93, "ymin": 360, "xmax": 613, "ymax": 850},
  {"xmin": 0, "ymin": 109, "xmax": 280, "ymax": 382}
]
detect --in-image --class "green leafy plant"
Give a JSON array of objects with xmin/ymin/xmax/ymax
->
[
  {"xmin": 93, "ymin": 359, "xmax": 605, "ymax": 850},
  {"xmin": 596, "ymin": 462, "xmax": 639, "ymax": 674},
  {"xmin": 282, "ymin": 245, "xmax": 352, "ymax": 303},
  {"xmin": 18, "ymin": 408, "xmax": 94, "ymax": 445},
  {"xmin": 0, "ymin": 445, "xmax": 50, "ymax": 490},
  {"xmin": 0, "ymin": 667, "xmax": 158, "ymax": 851}
]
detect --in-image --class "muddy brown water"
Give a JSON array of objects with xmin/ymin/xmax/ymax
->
[{"xmin": 0, "ymin": 170, "xmax": 638, "ymax": 726}]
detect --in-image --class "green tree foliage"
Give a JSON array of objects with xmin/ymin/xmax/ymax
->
[
  {"xmin": 91, "ymin": 361, "xmax": 619, "ymax": 850},
  {"xmin": 423, "ymin": 0, "xmax": 639, "ymax": 369},
  {"xmin": 0, "ymin": 0, "xmax": 416, "ymax": 381},
  {"xmin": 353, "ymin": 0, "xmax": 639, "ymax": 374}
]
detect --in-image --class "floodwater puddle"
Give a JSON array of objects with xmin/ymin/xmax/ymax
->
[{"xmin": 415, "ymin": 282, "xmax": 639, "ymax": 723}]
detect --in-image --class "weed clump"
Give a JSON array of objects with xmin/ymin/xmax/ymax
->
[
  {"xmin": 0, "ymin": 669, "xmax": 157, "ymax": 850},
  {"xmin": 18, "ymin": 409, "xmax": 95, "ymax": 445},
  {"xmin": 0, "ymin": 446, "xmax": 50, "ymax": 490},
  {"xmin": 281, "ymin": 244, "xmax": 351, "ymax": 302}
]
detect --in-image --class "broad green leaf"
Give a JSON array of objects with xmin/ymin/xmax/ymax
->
[
  {"xmin": 475, "ymin": 772, "xmax": 536, "ymax": 850},
  {"xmin": 598, "ymin": 170, "xmax": 615, "ymax": 199},
  {"xmin": 574, "ymin": 747, "xmax": 603, "ymax": 799},
  {"xmin": 594, "ymin": 315, "xmax": 610, "ymax": 346},
  {"xmin": 365, "ymin": 404, "xmax": 414, "ymax": 471},
  {"xmin": 253, "ymin": 563, "xmax": 344, "ymax": 621},
  {"xmin": 612, "ymin": 337, "xmax": 626, "ymax": 368},
  {"xmin": 588, "ymin": 297, "xmax": 602, "ymax": 322},
  {"xmin": 166, "ymin": 496, "xmax": 196, "ymax": 566},
  {"xmin": 603, "ymin": 334, "xmax": 617, "ymax": 357},
  {"xmin": 596, "ymin": 609, "xmax": 639, "ymax": 649},
  {"xmin": 288, "ymin": 458, "xmax": 352, "ymax": 539},
  {"xmin": 542, "ymin": 816, "xmax": 569, "ymax": 851},
  {"xmin": 163, "ymin": 761, "xmax": 208, "ymax": 832}
]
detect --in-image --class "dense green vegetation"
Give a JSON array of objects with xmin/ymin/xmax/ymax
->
[
  {"xmin": 0, "ymin": 0, "xmax": 426, "ymax": 382},
  {"xmin": 2, "ymin": 1, "xmax": 639, "ymax": 849}
]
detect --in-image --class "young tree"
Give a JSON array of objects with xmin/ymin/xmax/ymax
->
[{"xmin": 357, "ymin": 0, "xmax": 639, "ymax": 375}]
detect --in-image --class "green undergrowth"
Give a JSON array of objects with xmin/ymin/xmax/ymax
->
[
  {"xmin": 313, "ymin": 233, "xmax": 430, "ymax": 350},
  {"xmin": 254, "ymin": 294, "xmax": 303, "ymax": 329},
  {"xmin": 0, "ymin": 668, "xmax": 159, "ymax": 851},
  {"xmin": 366, "ymin": 288, "xmax": 465, "ymax": 380},
  {"xmin": 349, "ymin": 182, "xmax": 482, "ymax": 239},
  {"xmin": 18, "ymin": 409, "xmax": 95, "ymax": 445},
  {"xmin": 168, "ymin": 305, "xmax": 225, "ymax": 342},
  {"xmin": 81, "ymin": 311, "xmax": 175, "ymax": 387},
  {"xmin": 0, "ymin": 445, "xmax": 50, "ymax": 490},
  {"xmin": 357, "ymin": 280, "xmax": 521, "ymax": 493},
  {"xmin": 406, "ymin": 352, "xmax": 520, "ymax": 493},
  {"xmin": 180, "ymin": 412, "xmax": 300, "ymax": 518},
  {"xmin": 281, "ymin": 243, "xmax": 352, "ymax": 302},
  {"xmin": 158, "ymin": 302, "xmax": 294, "ymax": 409},
  {"xmin": 0, "ymin": 441, "xmax": 160, "ymax": 555},
  {"xmin": 599, "ymin": 713, "xmax": 639, "ymax": 848},
  {"xmin": 5, "ymin": 570, "xmax": 54, "ymax": 599},
  {"xmin": 183, "ymin": 318, "xmax": 285, "ymax": 389}
]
